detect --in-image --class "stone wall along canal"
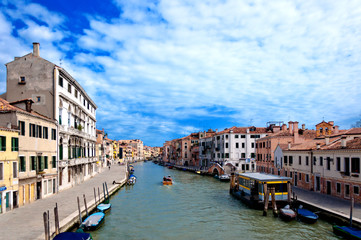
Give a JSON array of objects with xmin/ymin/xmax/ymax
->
[{"xmin": 91, "ymin": 162, "xmax": 338, "ymax": 240}]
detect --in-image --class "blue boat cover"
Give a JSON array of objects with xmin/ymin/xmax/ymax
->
[
  {"xmin": 82, "ymin": 212, "xmax": 105, "ymax": 227},
  {"xmin": 335, "ymin": 226, "xmax": 361, "ymax": 238},
  {"xmin": 297, "ymin": 208, "xmax": 318, "ymax": 219},
  {"xmin": 97, "ymin": 203, "xmax": 111, "ymax": 212},
  {"xmin": 53, "ymin": 232, "xmax": 91, "ymax": 240},
  {"xmin": 129, "ymin": 174, "xmax": 137, "ymax": 179}
]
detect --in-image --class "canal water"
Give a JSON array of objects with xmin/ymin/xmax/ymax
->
[{"xmin": 91, "ymin": 162, "xmax": 338, "ymax": 240}]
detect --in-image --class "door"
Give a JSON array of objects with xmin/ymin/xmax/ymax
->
[
  {"xmin": 5, "ymin": 192, "xmax": 10, "ymax": 210},
  {"xmin": 327, "ymin": 181, "xmax": 331, "ymax": 195},
  {"xmin": 36, "ymin": 181, "xmax": 41, "ymax": 200},
  {"xmin": 294, "ymin": 172, "xmax": 298, "ymax": 187},
  {"xmin": 315, "ymin": 176, "xmax": 320, "ymax": 192},
  {"xmin": 12, "ymin": 191, "xmax": 18, "ymax": 208}
]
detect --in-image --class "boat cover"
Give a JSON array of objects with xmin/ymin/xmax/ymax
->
[
  {"xmin": 334, "ymin": 226, "xmax": 361, "ymax": 238},
  {"xmin": 297, "ymin": 208, "xmax": 318, "ymax": 219},
  {"xmin": 53, "ymin": 232, "xmax": 92, "ymax": 240},
  {"xmin": 82, "ymin": 212, "xmax": 105, "ymax": 227},
  {"xmin": 97, "ymin": 203, "xmax": 111, "ymax": 212},
  {"xmin": 129, "ymin": 174, "xmax": 137, "ymax": 179}
]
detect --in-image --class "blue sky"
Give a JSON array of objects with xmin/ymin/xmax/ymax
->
[{"xmin": 1, "ymin": 0, "xmax": 361, "ymax": 147}]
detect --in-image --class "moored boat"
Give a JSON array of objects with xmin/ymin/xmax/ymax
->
[
  {"xmin": 333, "ymin": 225, "xmax": 361, "ymax": 239},
  {"xmin": 163, "ymin": 176, "xmax": 172, "ymax": 185},
  {"xmin": 127, "ymin": 174, "xmax": 137, "ymax": 185},
  {"xmin": 279, "ymin": 205, "xmax": 296, "ymax": 221},
  {"xmin": 80, "ymin": 212, "xmax": 105, "ymax": 231},
  {"xmin": 53, "ymin": 232, "xmax": 92, "ymax": 240},
  {"xmin": 219, "ymin": 174, "xmax": 230, "ymax": 182},
  {"xmin": 297, "ymin": 206, "xmax": 318, "ymax": 224},
  {"xmin": 97, "ymin": 203, "xmax": 112, "ymax": 213}
]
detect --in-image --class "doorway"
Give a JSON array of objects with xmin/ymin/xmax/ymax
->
[
  {"xmin": 327, "ymin": 181, "xmax": 331, "ymax": 195},
  {"xmin": 315, "ymin": 176, "xmax": 321, "ymax": 192},
  {"xmin": 36, "ymin": 181, "xmax": 41, "ymax": 200},
  {"xmin": 294, "ymin": 172, "xmax": 298, "ymax": 186}
]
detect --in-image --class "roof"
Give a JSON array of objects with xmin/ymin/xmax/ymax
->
[
  {"xmin": 321, "ymin": 137, "xmax": 361, "ymax": 150},
  {"xmin": 236, "ymin": 172, "xmax": 291, "ymax": 182},
  {"xmin": 217, "ymin": 126, "xmax": 268, "ymax": 135}
]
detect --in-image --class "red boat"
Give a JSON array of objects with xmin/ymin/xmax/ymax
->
[{"xmin": 279, "ymin": 205, "xmax": 297, "ymax": 221}]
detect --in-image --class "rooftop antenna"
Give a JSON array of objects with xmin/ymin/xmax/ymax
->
[{"xmin": 59, "ymin": 59, "xmax": 63, "ymax": 67}]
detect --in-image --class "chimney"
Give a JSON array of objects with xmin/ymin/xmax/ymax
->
[
  {"xmin": 328, "ymin": 121, "xmax": 334, "ymax": 126},
  {"xmin": 288, "ymin": 141, "xmax": 291, "ymax": 150},
  {"xmin": 316, "ymin": 143, "xmax": 320, "ymax": 149},
  {"xmin": 7, "ymin": 122, "xmax": 11, "ymax": 129},
  {"xmin": 33, "ymin": 42, "xmax": 40, "ymax": 57},
  {"xmin": 25, "ymin": 99, "xmax": 32, "ymax": 112},
  {"xmin": 282, "ymin": 124, "xmax": 287, "ymax": 131},
  {"xmin": 302, "ymin": 124, "xmax": 305, "ymax": 130},
  {"xmin": 334, "ymin": 125, "xmax": 339, "ymax": 134},
  {"xmin": 325, "ymin": 137, "xmax": 330, "ymax": 145},
  {"xmin": 341, "ymin": 135, "xmax": 347, "ymax": 148},
  {"xmin": 288, "ymin": 121, "xmax": 293, "ymax": 134}
]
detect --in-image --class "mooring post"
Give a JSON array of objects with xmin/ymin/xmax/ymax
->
[
  {"xmin": 263, "ymin": 183, "xmax": 268, "ymax": 216},
  {"xmin": 103, "ymin": 183, "xmax": 106, "ymax": 201},
  {"xmin": 287, "ymin": 182, "xmax": 291, "ymax": 203},
  {"xmin": 47, "ymin": 210, "xmax": 50, "ymax": 238},
  {"xmin": 77, "ymin": 196, "xmax": 82, "ymax": 225},
  {"xmin": 271, "ymin": 187, "xmax": 278, "ymax": 217},
  {"xmin": 105, "ymin": 182, "xmax": 109, "ymax": 200},
  {"xmin": 83, "ymin": 194, "xmax": 89, "ymax": 217},
  {"xmin": 54, "ymin": 203, "xmax": 59, "ymax": 235},
  {"xmin": 43, "ymin": 211, "xmax": 49, "ymax": 240},
  {"xmin": 350, "ymin": 197, "xmax": 354, "ymax": 226},
  {"xmin": 98, "ymin": 187, "xmax": 101, "ymax": 203},
  {"xmin": 94, "ymin": 187, "xmax": 97, "ymax": 205}
]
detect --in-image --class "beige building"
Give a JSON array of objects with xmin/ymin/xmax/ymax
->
[{"xmin": 0, "ymin": 98, "xmax": 57, "ymax": 206}]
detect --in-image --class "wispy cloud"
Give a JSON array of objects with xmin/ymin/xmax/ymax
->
[{"xmin": 1, "ymin": 0, "xmax": 361, "ymax": 145}]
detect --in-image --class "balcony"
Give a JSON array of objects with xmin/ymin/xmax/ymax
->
[{"xmin": 59, "ymin": 125, "xmax": 96, "ymax": 141}]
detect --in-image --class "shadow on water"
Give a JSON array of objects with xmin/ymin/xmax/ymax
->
[{"xmin": 90, "ymin": 162, "xmax": 339, "ymax": 240}]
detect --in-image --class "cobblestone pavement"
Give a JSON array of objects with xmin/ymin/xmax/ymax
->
[{"xmin": 0, "ymin": 164, "xmax": 127, "ymax": 240}]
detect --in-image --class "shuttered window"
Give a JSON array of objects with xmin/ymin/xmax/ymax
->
[
  {"xmin": 19, "ymin": 156, "xmax": 26, "ymax": 172},
  {"xmin": 0, "ymin": 136, "xmax": 6, "ymax": 151},
  {"xmin": 11, "ymin": 137, "xmax": 18, "ymax": 151}
]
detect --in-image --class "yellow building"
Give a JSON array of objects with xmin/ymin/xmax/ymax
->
[
  {"xmin": 0, "ymin": 127, "xmax": 19, "ymax": 214},
  {"xmin": 113, "ymin": 140, "xmax": 119, "ymax": 162}
]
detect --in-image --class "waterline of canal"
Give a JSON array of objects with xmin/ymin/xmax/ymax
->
[{"xmin": 91, "ymin": 162, "xmax": 338, "ymax": 240}]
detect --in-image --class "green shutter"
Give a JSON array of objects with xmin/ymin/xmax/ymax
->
[
  {"xmin": 59, "ymin": 145, "xmax": 63, "ymax": 160},
  {"xmin": 44, "ymin": 156, "xmax": 48, "ymax": 169}
]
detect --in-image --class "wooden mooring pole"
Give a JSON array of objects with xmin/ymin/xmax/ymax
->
[
  {"xmin": 77, "ymin": 196, "xmax": 82, "ymax": 225},
  {"xmin": 105, "ymin": 182, "xmax": 109, "ymax": 200},
  {"xmin": 43, "ymin": 211, "xmax": 49, "ymax": 240},
  {"xmin": 263, "ymin": 183, "xmax": 269, "ymax": 216},
  {"xmin": 271, "ymin": 187, "xmax": 278, "ymax": 217},
  {"xmin": 94, "ymin": 187, "xmax": 97, "ymax": 205},
  {"xmin": 98, "ymin": 187, "xmax": 101, "ymax": 203},
  {"xmin": 54, "ymin": 203, "xmax": 60, "ymax": 235},
  {"xmin": 103, "ymin": 183, "xmax": 106, "ymax": 201},
  {"xmin": 83, "ymin": 194, "xmax": 89, "ymax": 217},
  {"xmin": 350, "ymin": 197, "xmax": 354, "ymax": 226}
]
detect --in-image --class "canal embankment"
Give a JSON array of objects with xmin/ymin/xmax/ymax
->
[{"xmin": 0, "ymin": 164, "xmax": 127, "ymax": 240}]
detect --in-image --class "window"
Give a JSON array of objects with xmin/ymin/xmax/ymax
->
[
  {"xmin": 241, "ymin": 153, "xmax": 245, "ymax": 158},
  {"xmin": 11, "ymin": 137, "xmax": 18, "ymax": 151},
  {"xmin": 284, "ymin": 156, "xmax": 288, "ymax": 165},
  {"xmin": 19, "ymin": 121, "xmax": 25, "ymax": 136},
  {"xmin": 48, "ymin": 179, "xmax": 52, "ymax": 194},
  {"xmin": 235, "ymin": 135, "xmax": 239, "ymax": 138},
  {"xmin": 327, "ymin": 157, "xmax": 331, "ymax": 170},
  {"xmin": 320, "ymin": 156, "xmax": 323, "ymax": 166},
  {"xmin": 29, "ymin": 123, "xmax": 35, "ymax": 137},
  {"xmin": 68, "ymin": 83, "xmax": 71, "ymax": 93},
  {"xmin": 0, "ymin": 163, "xmax": 3, "ymax": 180},
  {"xmin": 336, "ymin": 157, "xmax": 341, "ymax": 171},
  {"xmin": 251, "ymin": 143, "xmax": 254, "ymax": 148},
  {"xmin": 226, "ymin": 135, "xmax": 228, "ymax": 139},
  {"xmin": 299, "ymin": 156, "xmax": 302, "ymax": 165},
  {"xmin": 289, "ymin": 156, "xmax": 293, "ymax": 166},
  {"xmin": 51, "ymin": 129, "xmax": 56, "ymax": 140},
  {"xmin": 313, "ymin": 156, "xmax": 317, "ymax": 165},
  {"xmin": 19, "ymin": 156, "xmax": 26, "ymax": 172},
  {"xmin": 36, "ymin": 96, "xmax": 41, "ymax": 102},
  {"xmin": 52, "ymin": 156, "xmax": 56, "ymax": 168},
  {"xmin": 83, "ymin": 99, "xmax": 86, "ymax": 106},
  {"xmin": 59, "ymin": 76, "xmax": 63, "ymax": 87},
  {"xmin": 236, "ymin": 143, "xmax": 239, "ymax": 148},
  {"xmin": 225, "ymin": 143, "xmax": 228, "ymax": 148},
  {"xmin": 225, "ymin": 153, "xmax": 229, "ymax": 158},
  {"xmin": 13, "ymin": 162, "xmax": 17, "ymax": 178},
  {"xmin": 306, "ymin": 156, "xmax": 309, "ymax": 166},
  {"xmin": 251, "ymin": 153, "xmax": 255, "ymax": 158},
  {"xmin": 87, "ymin": 102, "xmax": 90, "ymax": 110},
  {"xmin": 354, "ymin": 186, "xmax": 359, "ymax": 195},
  {"xmin": 0, "ymin": 136, "xmax": 6, "ymax": 151},
  {"xmin": 241, "ymin": 135, "xmax": 246, "ymax": 138},
  {"xmin": 44, "ymin": 156, "xmax": 48, "ymax": 169},
  {"xmin": 306, "ymin": 174, "xmax": 309, "ymax": 183},
  {"xmin": 30, "ymin": 156, "xmax": 36, "ymax": 171},
  {"xmin": 43, "ymin": 127, "xmax": 48, "ymax": 139},
  {"xmin": 37, "ymin": 125, "xmax": 42, "ymax": 138},
  {"xmin": 336, "ymin": 183, "xmax": 341, "ymax": 195},
  {"xmin": 75, "ymin": 90, "xmax": 78, "ymax": 98},
  {"xmin": 351, "ymin": 158, "xmax": 360, "ymax": 173},
  {"xmin": 242, "ymin": 143, "xmax": 245, "ymax": 148},
  {"xmin": 19, "ymin": 76, "xmax": 26, "ymax": 84}
]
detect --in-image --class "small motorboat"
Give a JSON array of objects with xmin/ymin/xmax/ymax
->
[
  {"xmin": 127, "ymin": 174, "xmax": 137, "ymax": 185},
  {"xmin": 297, "ymin": 205, "xmax": 318, "ymax": 224},
  {"xmin": 219, "ymin": 174, "xmax": 230, "ymax": 182},
  {"xmin": 333, "ymin": 225, "xmax": 361, "ymax": 239},
  {"xmin": 80, "ymin": 212, "xmax": 105, "ymax": 231},
  {"xmin": 163, "ymin": 176, "xmax": 173, "ymax": 185},
  {"xmin": 167, "ymin": 166, "xmax": 173, "ymax": 169},
  {"xmin": 53, "ymin": 232, "xmax": 92, "ymax": 240},
  {"xmin": 97, "ymin": 203, "xmax": 112, "ymax": 213},
  {"xmin": 279, "ymin": 205, "xmax": 297, "ymax": 221}
]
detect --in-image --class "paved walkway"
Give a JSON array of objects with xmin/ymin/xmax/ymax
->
[
  {"xmin": 293, "ymin": 187, "xmax": 361, "ymax": 223},
  {"xmin": 0, "ymin": 164, "xmax": 127, "ymax": 240}
]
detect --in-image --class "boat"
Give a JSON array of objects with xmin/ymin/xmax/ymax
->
[
  {"xmin": 230, "ymin": 172, "xmax": 292, "ymax": 209},
  {"xmin": 167, "ymin": 166, "xmax": 173, "ymax": 169},
  {"xmin": 97, "ymin": 203, "xmax": 112, "ymax": 213},
  {"xmin": 279, "ymin": 205, "xmax": 297, "ymax": 221},
  {"xmin": 333, "ymin": 225, "xmax": 361, "ymax": 239},
  {"xmin": 163, "ymin": 176, "xmax": 173, "ymax": 185},
  {"xmin": 219, "ymin": 174, "xmax": 230, "ymax": 182},
  {"xmin": 196, "ymin": 171, "xmax": 201, "ymax": 174},
  {"xmin": 53, "ymin": 232, "xmax": 92, "ymax": 240},
  {"xmin": 80, "ymin": 212, "xmax": 105, "ymax": 231},
  {"xmin": 296, "ymin": 206, "xmax": 318, "ymax": 224},
  {"xmin": 127, "ymin": 174, "xmax": 137, "ymax": 185}
]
